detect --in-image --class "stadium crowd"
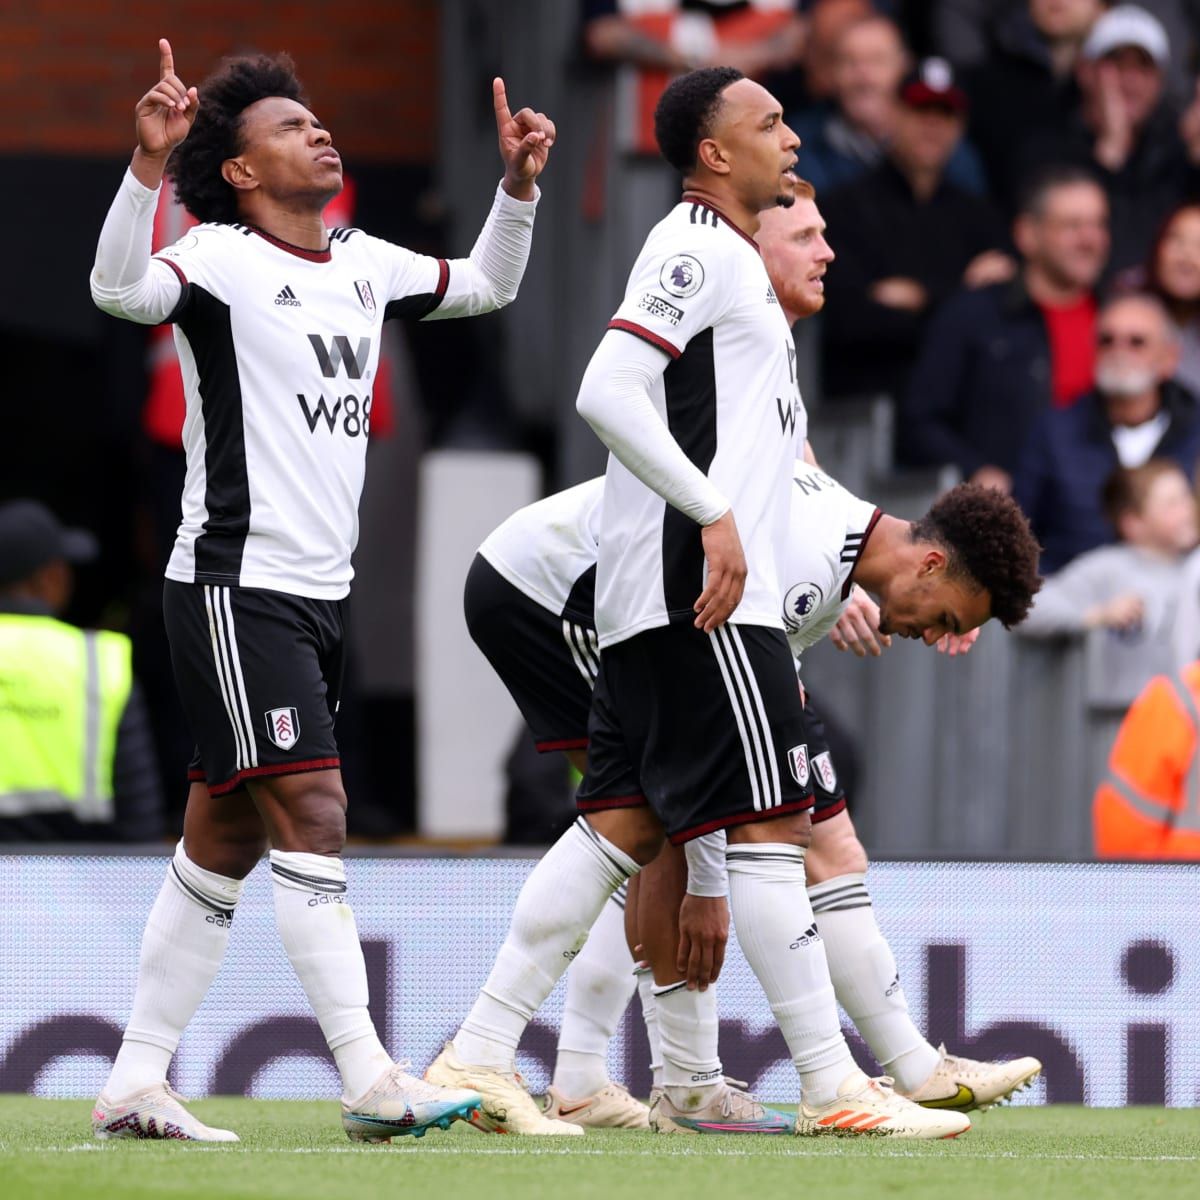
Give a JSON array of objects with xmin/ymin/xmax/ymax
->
[{"xmin": 3, "ymin": 0, "xmax": 1200, "ymax": 858}]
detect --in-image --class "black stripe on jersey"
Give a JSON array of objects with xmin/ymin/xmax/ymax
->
[
  {"xmin": 690, "ymin": 203, "xmax": 699, "ymax": 224},
  {"xmin": 383, "ymin": 257, "xmax": 450, "ymax": 320},
  {"xmin": 841, "ymin": 508, "xmax": 884, "ymax": 599},
  {"xmin": 660, "ymin": 326, "xmax": 717, "ymax": 619},
  {"xmin": 177, "ymin": 286, "xmax": 251, "ymax": 583},
  {"xmin": 158, "ymin": 257, "xmax": 192, "ymax": 325},
  {"xmin": 329, "ymin": 227, "xmax": 361, "ymax": 243}
]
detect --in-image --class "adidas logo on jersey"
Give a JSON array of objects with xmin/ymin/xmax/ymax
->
[{"xmin": 274, "ymin": 285, "xmax": 301, "ymax": 307}]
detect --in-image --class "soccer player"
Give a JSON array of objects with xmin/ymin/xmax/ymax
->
[
  {"xmin": 428, "ymin": 67, "xmax": 971, "ymax": 1138},
  {"xmin": 88, "ymin": 39, "xmax": 553, "ymax": 1142}
]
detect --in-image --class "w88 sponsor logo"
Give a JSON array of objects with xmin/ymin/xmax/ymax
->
[{"xmin": 297, "ymin": 393, "xmax": 372, "ymax": 437}]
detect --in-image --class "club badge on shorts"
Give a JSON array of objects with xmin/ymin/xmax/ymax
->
[
  {"xmin": 266, "ymin": 707, "xmax": 301, "ymax": 751},
  {"xmin": 787, "ymin": 743, "xmax": 810, "ymax": 787},
  {"xmin": 812, "ymin": 751, "xmax": 837, "ymax": 793}
]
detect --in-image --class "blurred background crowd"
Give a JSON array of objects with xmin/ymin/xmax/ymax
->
[{"xmin": 3, "ymin": 0, "xmax": 1200, "ymax": 859}]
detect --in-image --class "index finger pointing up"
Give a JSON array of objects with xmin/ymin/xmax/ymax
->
[
  {"xmin": 160, "ymin": 37, "xmax": 175, "ymax": 80},
  {"xmin": 493, "ymin": 77, "xmax": 511, "ymax": 126}
]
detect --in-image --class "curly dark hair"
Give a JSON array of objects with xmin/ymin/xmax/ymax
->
[
  {"xmin": 167, "ymin": 53, "xmax": 308, "ymax": 224},
  {"xmin": 653, "ymin": 66, "xmax": 744, "ymax": 174},
  {"xmin": 910, "ymin": 484, "xmax": 1044, "ymax": 628}
]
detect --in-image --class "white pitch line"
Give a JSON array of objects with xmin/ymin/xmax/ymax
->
[{"xmin": 14, "ymin": 1145, "xmax": 1199, "ymax": 1163}]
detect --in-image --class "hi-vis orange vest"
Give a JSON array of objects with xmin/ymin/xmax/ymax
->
[{"xmin": 1094, "ymin": 662, "xmax": 1200, "ymax": 859}]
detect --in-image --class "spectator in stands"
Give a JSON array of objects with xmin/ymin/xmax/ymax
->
[
  {"xmin": 0, "ymin": 500, "xmax": 164, "ymax": 842},
  {"xmin": 960, "ymin": 0, "xmax": 1102, "ymax": 202},
  {"xmin": 790, "ymin": 14, "xmax": 989, "ymax": 197},
  {"xmin": 900, "ymin": 165, "xmax": 1108, "ymax": 487},
  {"xmin": 1017, "ymin": 461, "xmax": 1196, "ymax": 698},
  {"xmin": 1093, "ymin": 656, "xmax": 1200, "ymax": 858},
  {"xmin": 1016, "ymin": 4, "xmax": 1200, "ymax": 273},
  {"xmin": 790, "ymin": 0, "xmax": 873, "ymax": 106},
  {"xmin": 820, "ymin": 57, "xmax": 1013, "ymax": 399},
  {"xmin": 1014, "ymin": 292, "xmax": 1200, "ymax": 572},
  {"xmin": 1117, "ymin": 202, "xmax": 1200, "ymax": 396}
]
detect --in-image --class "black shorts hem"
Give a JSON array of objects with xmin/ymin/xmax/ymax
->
[
  {"xmin": 669, "ymin": 798, "xmax": 815, "ymax": 845},
  {"xmin": 199, "ymin": 757, "xmax": 342, "ymax": 797},
  {"xmin": 537, "ymin": 737, "xmax": 589, "ymax": 753},
  {"xmin": 577, "ymin": 793, "xmax": 648, "ymax": 813},
  {"xmin": 812, "ymin": 796, "xmax": 847, "ymax": 824}
]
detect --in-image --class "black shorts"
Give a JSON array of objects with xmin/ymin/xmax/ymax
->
[
  {"xmin": 798, "ymin": 692, "xmax": 847, "ymax": 824},
  {"xmin": 577, "ymin": 623, "xmax": 814, "ymax": 844},
  {"xmin": 163, "ymin": 580, "xmax": 346, "ymax": 796},
  {"xmin": 463, "ymin": 555, "xmax": 595, "ymax": 752}
]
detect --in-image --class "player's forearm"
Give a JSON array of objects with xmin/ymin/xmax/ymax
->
[
  {"xmin": 684, "ymin": 832, "xmax": 729, "ymax": 898},
  {"xmin": 576, "ymin": 331, "xmax": 730, "ymax": 525},
  {"xmin": 433, "ymin": 181, "xmax": 539, "ymax": 318},
  {"xmin": 90, "ymin": 167, "xmax": 181, "ymax": 324}
]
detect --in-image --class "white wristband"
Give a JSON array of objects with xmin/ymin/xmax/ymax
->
[{"xmin": 685, "ymin": 831, "xmax": 728, "ymax": 897}]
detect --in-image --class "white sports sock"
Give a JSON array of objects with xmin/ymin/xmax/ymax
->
[
  {"xmin": 655, "ymin": 982, "xmax": 722, "ymax": 1108},
  {"xmin": 809, "ymin": 873, "xmax": 940, "ymax": 1092},
  {"xmin": 553, "ymin": 884, "xmax": 637, "ymax": 1098},
  {"xmin": 105, "ymin": 841, "xmax": 244, "ymax": 1099},
  {"xmin": 726, "ymin": 843, "xmax": 860, "ymax": 1108},
  {"xmin": 455, "ymin": 817, "xmax": 639, "ymax": 1071},
  {"xmin": 270, "ymin": 849, "xmax": 392, "ymax": 1101},
  {"xmin": 636, "ymin": 967, "xmax": 664, "ymax": 1089}
]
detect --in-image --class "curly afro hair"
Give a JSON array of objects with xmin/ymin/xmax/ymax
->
[
  {"xmin": 910, "ymin": 484, "xmax": 1043, "ymax": 628},
  {"xmin": 167, "ymin": 53, "xmax": 308, "ymax": 224},
  {"xmin": 653, "ymin": 66, "xmax": 744, "ymax": 174}
]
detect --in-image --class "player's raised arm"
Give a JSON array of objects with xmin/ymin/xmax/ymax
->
[
  {"xmin": 132, "ymin": 38, "xmax": 199, "ymax": 189},
  {"xmin": 91, "ymin": 37, "xmax": 192, "ymax": 324}
]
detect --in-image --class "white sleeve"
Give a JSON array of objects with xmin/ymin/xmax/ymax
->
[
  {"xmin": 430, "ymin": 181, "xmax": 539, "ymax": 319},
  {"xmin": 89, "ymin": 168, "xmax": 184, "ymax": 325},
  {"xmin": 576, "ymin": 329, "xmax": 731, "ymax": 525},
  {"xmin": 684, "ymin": 831, "xmax": 729, "ymax": 897}
]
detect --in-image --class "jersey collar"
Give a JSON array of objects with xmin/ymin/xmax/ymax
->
[
  {"xmin": 242, "ymin": 224, "xmax": 332, "ymax": 263},
  {"xmin": 680, "ymin": 194, "xmax": 761, "ymax": 254}
]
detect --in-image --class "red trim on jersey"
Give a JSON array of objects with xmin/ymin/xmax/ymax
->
[
  {"xmin": 608, "ymin": 319, "xmax": 681, "ymax": 360},
  {"xmin": 680, "ymin": 194, "xmax": 761, "ymax": 254},
  {"xmin": 576, "ymin": 793, "xmax": 648, "ymax": 812},
  {"xmin": 811, "ymin": 796, "xmax": 848, "ymax": 824},
  {"xmin": 536, "ymin": 737, "xmax": 589, "ymax": 753},
  {"xmin": 158, "ymin": 257, "xmax": 189, "ymax": 287},
  {"xmin": 245, "ymin": 225, "xmax": 333, "ymax": 262},
  {"xmin": 433, "ymin": 257, "xmax": 450, "ymax": 305},
  {"xmin": 204, "ymin": 757, "xmax": 342, "ymax": 796},
  {"xmin": 842, "ymin": 508, "xmax": 884, "ymax": 600},
  {"xmin": 669, "ymin": 798, "xmax": 815, "ymax": 845}
]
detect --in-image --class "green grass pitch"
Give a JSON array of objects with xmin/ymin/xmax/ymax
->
[{"xmin": 1, "ymin": 1098, "xmax": 1196, "ymax": 1200}]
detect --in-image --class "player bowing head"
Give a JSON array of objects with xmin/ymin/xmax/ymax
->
[
  {"xmin": 869, "ymin": 485, "xmax": 1043, "ymax": 644},
  {"xmin": 654, "ymin": 68, "xmax": 801, "ymax": 226},
  {"xmin": 166, "ymin": 53, "xmax": 339, "ymax": 225},
  {"xmin": 756, "ymin": 181, "xmax": 834, "ymax": 320}
]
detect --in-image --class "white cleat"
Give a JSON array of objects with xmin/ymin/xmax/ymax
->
[
  {"xmin": 540, "ymin": 1081, "xmax": 650, "ymax": 1129},
  {"xmin": 424, "ymin": 1042, "xmax": 583, "ymax": 1135},
  {"xmin": 92, "ymin": 1083, "xmax": 239, "ymax": 1142},
  {"xmin": 649, "ymin": 1078, "xmax": 794, "ymax": 1134},
  {"xmin": 794, "ymin": 1072, "xmax": 970, "ymax": 1139},
  {"xmin": 342, "ymin": 1061, "xmax": 482, "ymax": 1142},
  {"xmin": 901, "ymin": 1045, "xmax": 1043, "ymax": 1112}
]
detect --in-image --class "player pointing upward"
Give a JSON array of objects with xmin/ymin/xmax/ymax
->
[{"xmin": 89, "ymin": 39, "xmax": 553, "ymax": 1143}]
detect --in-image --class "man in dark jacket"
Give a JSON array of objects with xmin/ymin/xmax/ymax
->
[
  {"xmin": 820, "ymin": 57, "xmax": 1013, "ymax": 399},
  {"xmin": 1014, "ymin": 292, "xmax": 1200, "ymax": 572},
  {"xmin": 900, "ymin": 165, "xmax": 1109, "ymax": 490}
]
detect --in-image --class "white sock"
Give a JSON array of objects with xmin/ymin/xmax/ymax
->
[
  {"xmin": 726, "ymin": 843, "xmax": 860, "ymax": 1108},
  {"xmin": 105, "ymin": 840, "xmax": 244, "ymax": 1099},
  {"xmin": 553, "ymin": 884, "xmax": 637, "ymax": 1098},
  {"xmin": 809, "ymin": 873, "xmax": 940, "ymax": 1092},
  {"xmin": 269, "ymin": 849, "xmax": 392, "ymax": 1101},
  {"xmin": 636, "ymin": 967, "xmax": 664, "ymax": 1089},
  {"xmin": 655, "ymin": 982, "xmax": 723, "ymax": 1108},
  {"xmin": 454, "ymin": 817, "xmax": 639, "ymax": 1071}
]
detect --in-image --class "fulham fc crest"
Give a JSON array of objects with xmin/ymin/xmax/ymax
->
[
  {"xmin": 266, "ymin": 707, "xmax": 301, "ymax": 751},
  {"xmin": 353, "ymin": 279, "xmax": 376, "ymax": 314},
  {"xmin": 787, "ymin": 744, "xmax": 810, "ymax": 787}
]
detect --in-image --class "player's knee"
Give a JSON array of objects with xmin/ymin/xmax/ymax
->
[
  {"xmin": 808, "ymin": 812, "xmax": 868, "ymax": 879},
  {"xmin": 586, "ymin": 807, "xmax": 665, "ymax": 866},
  {"xmin": 259, "ymin": 777, "xmax": 348, "ymax": 854},
  {"xmin": 186, "ymin": 833, "xmax": 267, "ymax": 880},
  {"xmin": 728, "ymin": 809, "xmax": 812, "ymax": 847}
]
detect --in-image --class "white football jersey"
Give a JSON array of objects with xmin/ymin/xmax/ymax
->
[
  {"xmin": 779, "ymin": 464, "xmax": 881, "ymax": 659},
  {"xmin": 157, "ymin": 221, "xmax": 497, "ymax": 599},
  {"xmin": 595, "ymin": 196, "xmax": 806, "ymax": 647},
  {"xmin": 478, "ymin": 477, "xmax": 605, "ymax": 621}
]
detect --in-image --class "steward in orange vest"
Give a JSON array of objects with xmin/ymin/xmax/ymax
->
[{"xmin": 1094, "ymin": 662, "xmax": 1200, "ymax": 858}]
